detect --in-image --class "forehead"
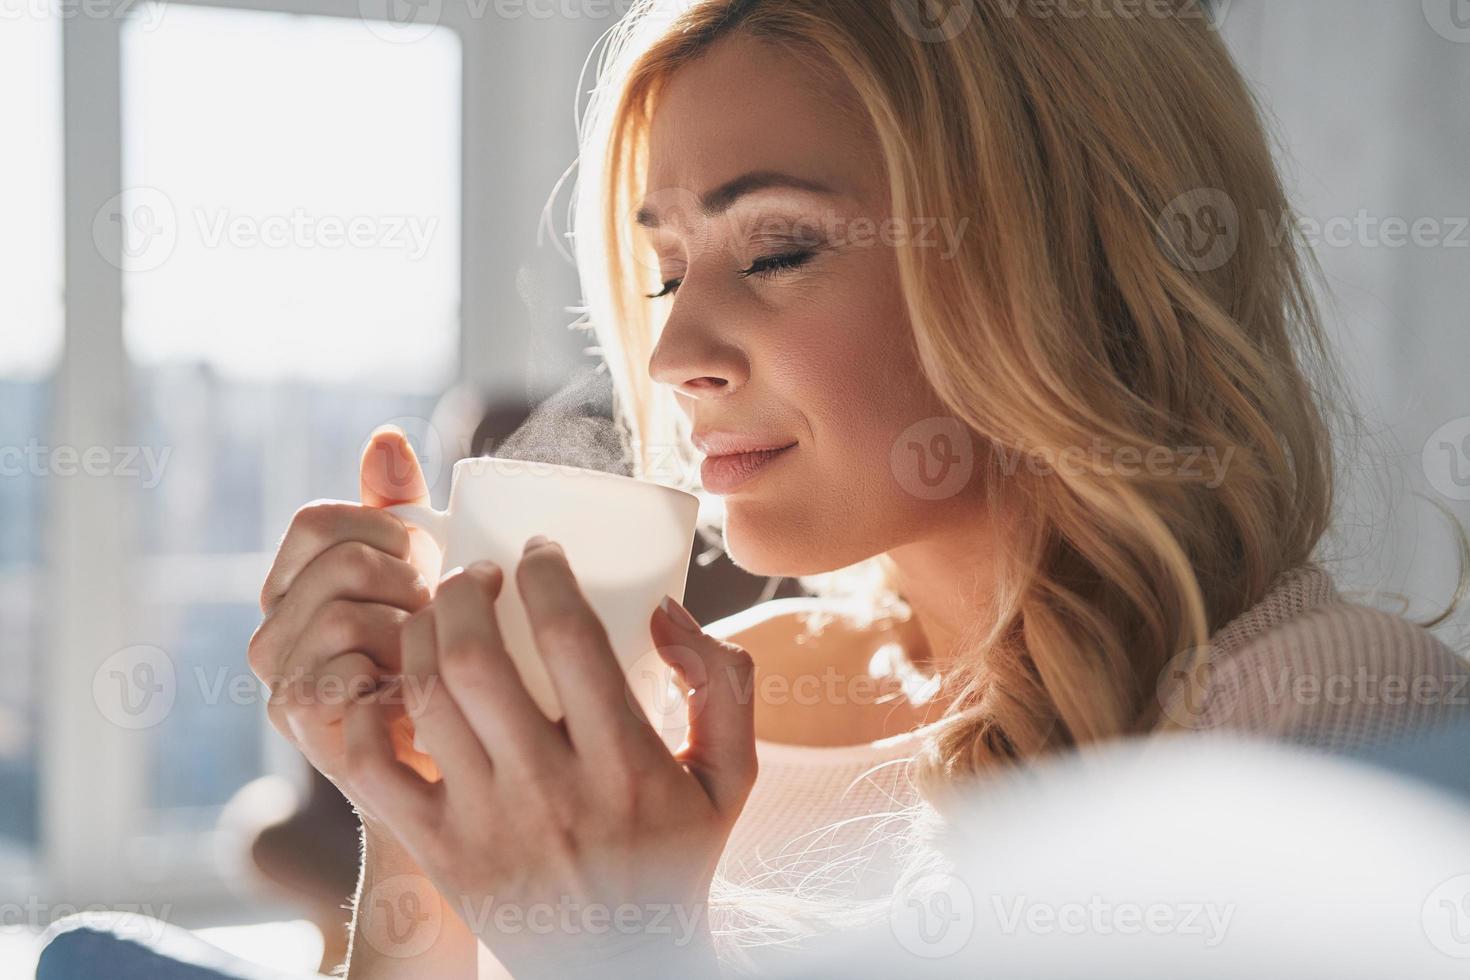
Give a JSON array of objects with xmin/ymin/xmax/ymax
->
[{"xmin": 643, "ymin": 33, "xmax": 884, "ymax": 209}]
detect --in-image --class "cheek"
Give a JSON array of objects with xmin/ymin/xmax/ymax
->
[
  {"xmin": 774, "ymin": 251, "xmax": 928, "ymax": 435},
  {"xmin": 720, "ymin": 273, "xmax": 949, "ymax": 575},
  {"xmin": 782, "ymin": 272, "xmax": 942, "ymax": 493}
]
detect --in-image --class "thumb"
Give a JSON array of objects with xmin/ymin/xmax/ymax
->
[
  {"xmin": 650, "ymin": 596, "xmax": 758, "ymax": 816},
  {"xmin": 359, "ymin": 425, "xmax": 440, "ymax": 579},
  {"xmin": 359, "ymin": 425, "xmax": 431, "ymax": 508}
]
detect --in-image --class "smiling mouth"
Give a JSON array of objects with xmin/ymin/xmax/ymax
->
[{"xmin": 699, "ymin": 442, "xmax": 797, "ymax": 494}]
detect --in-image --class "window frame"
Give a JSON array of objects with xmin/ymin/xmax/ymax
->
[{"xmin": 38, "ymin": 0, "xmax": 595, "ymax": 909}]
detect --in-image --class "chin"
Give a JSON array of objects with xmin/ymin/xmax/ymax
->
[{"xmin": 720, "ymin": 501, "xmax": 876, "ymax": 579}]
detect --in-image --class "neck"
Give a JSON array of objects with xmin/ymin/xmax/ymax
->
[{"xmin": 883, "ymin": 524, "xmax": 1000, "ymax": 676}]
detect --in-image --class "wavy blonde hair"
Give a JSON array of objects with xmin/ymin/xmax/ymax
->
[{"xmin": 568, "ymin": 0, "xmax": 1463, "ymax": 960}]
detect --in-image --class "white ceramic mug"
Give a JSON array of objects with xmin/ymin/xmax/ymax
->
[{"xmin": 386, "ymin": 456, "xmax": 700, "ymax": 748}]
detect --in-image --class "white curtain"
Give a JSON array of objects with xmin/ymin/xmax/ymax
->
[{"xmin": 1220, "ymin": 1, "xmax": 1470, "ymax": 644}]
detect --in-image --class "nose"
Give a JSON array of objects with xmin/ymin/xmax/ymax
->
[{"xmin": 647, "ymin": 302, "xmax": 750, "ymax": 400}]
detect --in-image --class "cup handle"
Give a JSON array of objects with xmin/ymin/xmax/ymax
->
[{"xmin": 383, "ymin": 503, "xmax": 450, "ymax": 556}]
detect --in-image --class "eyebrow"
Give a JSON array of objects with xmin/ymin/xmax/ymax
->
[{"xmin": 635, "ymin": 170, "xmax": 838, "ymax": 228}]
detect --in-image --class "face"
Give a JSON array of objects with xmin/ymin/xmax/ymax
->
[{"xmin": 642, "ymin": 33, "xmax": 975, "ymax": 577}]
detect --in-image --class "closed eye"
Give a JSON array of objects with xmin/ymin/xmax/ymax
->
[
  {"xmin": 646, "ymin": 278, "xmax": 681, "ymax": 300},
  {"xmin": 645, "ymin": 248, "xmax": 819, "ymax": 300},
  {"xmin": 739, "ymin": 248, "xmax": 817, "ymax": 280}
]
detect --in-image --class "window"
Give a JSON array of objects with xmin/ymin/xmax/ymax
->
[
  {"xmin": 117, "ymin": 5, "xmax": 461, "ymax": 847},
  {"xmin": 0, "ymin": 10, "xmax": 64, "ymax": 876},
  {"xmin": 8, "ymin": 0, "xmax": 591, "ymax": 909}
]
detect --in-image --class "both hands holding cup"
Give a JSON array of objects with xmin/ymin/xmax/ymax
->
[{"xmin": 247, "ymin": 427, "xmax": 758, "ymax": 977}]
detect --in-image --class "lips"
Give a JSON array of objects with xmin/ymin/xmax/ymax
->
[
  {"xmin": 692, "ymin": 430, "xmax": 798, "ymax": 494},
  {"xmin": 692, "ymin": 430, "xmax": 798, "ymax": 457}
]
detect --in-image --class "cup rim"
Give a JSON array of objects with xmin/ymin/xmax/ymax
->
[{"xmin": 452, "ymin": 454, "xmax": 698, "ymax": 503}]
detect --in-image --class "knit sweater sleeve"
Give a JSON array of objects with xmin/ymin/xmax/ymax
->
[{"xmin": 1171, "ymin": 599, "xmax": 1470, "ymax": 754}]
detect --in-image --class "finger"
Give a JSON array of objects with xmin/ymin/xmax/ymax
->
[
  {"xmin": 260, "ymin": 502, "xmax": 415, "ymax": 614},
  {"xmin": 267, "ymin": 649, "xmax": 377, "ymax": 753},
  {"xmin": 516, "ymin": 539, "xmax": 662, "ymax": 756},
  {"xmin": 433, "ymin": 563, "xmax": 569, "ymax": 771},
  {"xmin": 286, "ymin": 601, "xmax": 411, "ymax": 677},
  {"xmin": 650, "ymin": 596, "xmax": 758, "ymax": 815},
  {"xmin": 342, "ymin": 679, "xmax": 440, "ymax": 832},
  {"xmin": 398, "ymin": 606, "xmax": 496, "ymax": 793},
  {"xmin": 254, "ymin": 543, "xmax": 430, "ymax": 681}
]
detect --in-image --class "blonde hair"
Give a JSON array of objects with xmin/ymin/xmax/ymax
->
[{"xmin": 567, "ymin": 0, "xmax": 1464, "ymax": 962}]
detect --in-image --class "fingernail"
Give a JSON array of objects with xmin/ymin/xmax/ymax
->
[
  {"xmin": 524, "ymin": 534, "xmax": 551, "ymax": 553},
  {"xmin": 659, "ymin": 594, "xmax": 700, "ymax": 632},
  {"xmin": 370, "ymin": 423, "xmax": 406, "ymax": 441}
]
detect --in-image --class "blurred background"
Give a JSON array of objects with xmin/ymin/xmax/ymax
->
[{"xmin": 1, "ymin": 0, "xmax": 1467, "ymax": 975}]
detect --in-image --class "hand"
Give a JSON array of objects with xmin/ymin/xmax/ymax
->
[
  {"xmin": 340, "ymin": 538, "xmax": 758, "ymax": 979},
  {"xmin": 247, "ymin": 427, "xmax": 442, "ymax": 829}
]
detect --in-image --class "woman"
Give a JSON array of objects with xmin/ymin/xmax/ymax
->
[
  {"xmin": 50, "ymin": 1, "xmax": 1467, "ymax": 978},
  {"xmin": 267, "ymin": 0, "xmax": 1470, "ymax": 975}
]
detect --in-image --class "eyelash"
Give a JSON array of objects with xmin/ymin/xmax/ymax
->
[{"xmin": 645, "ymin": 248, "xmax": 818, "ymax": 300}]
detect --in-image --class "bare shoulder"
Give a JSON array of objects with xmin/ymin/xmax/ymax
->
[
  {"xmin": 699, "ymin": 595, "xmax": 937, "ymax": 746},
  {"xmin": 702, "ymin": 595, "xmax": 898, "ymax": 654}
]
